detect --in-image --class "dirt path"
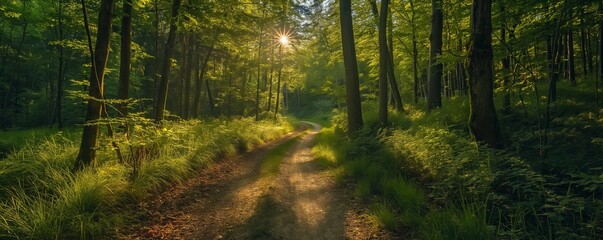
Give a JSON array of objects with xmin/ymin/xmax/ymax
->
[{"xmin": 122, "ymin": 122, "xmax": 392, "ymax": 239}]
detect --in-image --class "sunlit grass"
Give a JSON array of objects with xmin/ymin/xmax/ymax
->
[
  {"xmin": 0, "ymin": 117, "xmax": 293, "ymax": 238},
  {"xmin": 260, "ymin": 135, "xmax": 301, "ymax": 176},
  {"xmin": 311, "ymin": 144, "xmax": 337, "ymax": 168}
]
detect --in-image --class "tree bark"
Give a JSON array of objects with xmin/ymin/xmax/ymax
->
[
  {"xmin": 580, "ymin": 25, "xmax": 588, "ymax": 78},
  {"xmin": 500, "ymin": 4, "xmax": 511, "ymax": 114},
  {"xmin": 118, "ymin": 0, "xmax": 133, "ymax": 116},
  {"xmin": 428, "ymin": 0, "xmax": 443, "ymax": 110},
  {"xmin": 154, "ymin": 0, "xmax": 181, "ymax": 122},
  {"xmin": 256, "ymin": 27, "xmax": 263, "ymax": 121},
  {"xmin": 468, "ymin": 0, "xmax": 503, "ymax": 149},
  {"xmin": 51, "ymin": 0, "xmax": 65, "ymax": 128},
  {"xmin": 567, "ymin": 11, "xmax": 576, "ymax": 86},
  {"xmin": 205, "ymin": 65, "xmax": 214, "ymax": 116},
  {"xmin": 410, "ymin": 0, "xmax": 419, "ymax": 104},
  {"xmin": 192, "ymin": 48, "xmax": 211, "ymax": 118},
  {"xmin": 387, "ymin": 3, "xmax": 403, "ymax": 112},
  {"xmin": 182, "ymin": 38, "xmax": 193, "ymax": 119},
  {"xmin": 339, "ymin": 0, "xmax": 363, "ymax": 132},
  {"xmin": 600, "ymin": 2, "xmax": 603, "ymax": 79},
  {"xmin": 274, "ymin": 45, "xmax": 283, "ymax": 120},
  {"xmin": 368, "ymin": 0, "xmax": 400, "ymax": 113},
  {"xmin": 378, "ymin": 0, "xmax": 389, "ymax": 127},
  {"xmin": 74, "ymin": 0, "xmax": 116, "ymax": 169},
  {"xmin": 267, "ymin": 45, "xmax": 275, "ymax": 112}
]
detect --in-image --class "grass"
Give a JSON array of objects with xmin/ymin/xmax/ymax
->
[
  {"xmin": 0, "ymin": 127, "xmax": 78, "ymax": 159},
  {"xmin": 314, "ymin": 80, "xmax": 603, "ymax": 239},
  {"xmin": 0, "ymin": 117, "xmax": 293, "ymax": 239},
  {"xmin": 260, "ymin": 135, "xmax": 302, "ymax": 176}
]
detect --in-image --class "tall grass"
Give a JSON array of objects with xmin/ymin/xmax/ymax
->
[
  {"xmin": 320, "ymin": 89, "xmax": 602, "ymax": 239},
  {"xmin": 0, "ymin": 118, "xmax": 292, "ymax": 238}
]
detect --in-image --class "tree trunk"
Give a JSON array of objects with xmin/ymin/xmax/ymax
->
[
  {"xmin": 205, "ymin": 68, "xmax": 214, "ymax": 115},
  {"xmin": 501, "ymin": 4, "xmax": 511, "ymax": 114},
  {"xmin": 567, "ymin": 12, "xmax": 576, "ymax": 86},
  {"xmin": 387, "ymin": 4, "xmax": 403, "ymax": 112},
  {"xmin": 118, "ymin": 0, "xmax": 133, "ymax": 116},
  {"xmin": 267, "ymin": 45, "xmax": 275, "ymax": 112},
  {"xmin": 51, "ymin": 0, "xmax": 65, "ymax": 128},
  {"xmin": 588, "ymin": 28, "xmax": 594, "ymax": 72},
  {"xmin": 378, "ymin": 0, "xmax": 389, "ymax": 127},
  {"xmin": 256, "ymin": 27, "xmax": 263, "ymax": 121},
  {"xmin": 177, "ymin": 36, "xmax": 187, "ymax": 116},
  {"xmin": 428, "ymin": 0, "xmax": 443, "ymax": 110},
  {"xmin": 182, "ymin": 38, "xmax": 193, "ymax": 119},
  {"xmin": 188, "ymin": 43, "xmax": 200, "ymax": 118},
  {"xmin": 598, "ymin": 2, "xmax": 602, "ymax": 110},
  {"xmin": 339, "ymin": 0, "xmax": 363, "ymax": 132},
  {"xmin": 468, "ymin": 0, "xmax": 503, "ymax": 149},
  {"xmin": 152, "ymin": 0, "xmax": 159, "ymax": 108},
  {"xmin": 410, "ymin": 0, "xmax": 419, "ymax": 104},
  {"xmin": 547, "ymin": 37, "xmax": 560, "ymax": 102},
  {"xmin": 580, "ymin": 13, "xmax": 588, "ymax": 77},
  {"xmin": 274, "ymin": 45, "xmax": 283, "ymax": 120},
  {"xmin": 154, "ymin": 0, "xmax": 181, "ymax": 122},
  {"xmin": 192, "ymin": 48, "xmax": 212, "ymax": 118},
  {"xmin": 74, "ymin": 0, "xmax": 116, "ymax": 169}
]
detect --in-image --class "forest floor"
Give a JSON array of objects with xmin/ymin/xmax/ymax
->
[{"xmin": 120, "ymin": 122, "xmax": 394, "ymax": 239}]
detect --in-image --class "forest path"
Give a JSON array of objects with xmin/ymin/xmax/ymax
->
[{"xmin": 122, "ymin": 122, "xmax": 392, "ymax": 239}]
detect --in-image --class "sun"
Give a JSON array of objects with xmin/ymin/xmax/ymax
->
[
  {"xmin": 275, "ymin": 28, "xmax": 293, "ymax": 47},
  {"xmin": 279, "ymin": 35, "xmax": 289, "ymax": 45}
]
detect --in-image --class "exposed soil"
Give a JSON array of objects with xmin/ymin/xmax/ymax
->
[{"xmin": 121, "ymin": 122, "xmax": 394, "ymax": 239}]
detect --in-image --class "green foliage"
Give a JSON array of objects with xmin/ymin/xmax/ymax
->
[
  {"xmin": 421, "ymin": 204, "xmax": 494, "ymax": 240},
  {"xmin": 319, "ymin": 88, "xmax": 603, "ymax": 238},
  {"xmin": 0, "ymin": 128, "xmax": 77, "ymax": 159},
  {"xmin": 382, "ymin": 176, "xmax": 424, "ymax": 215},
  {"xmin": 370, "ymin": 202, "xmax": 400, "ymax": 231},
  {"xmin": 0, "ymin": 118, "xmax": 292, "ymax": 238}
]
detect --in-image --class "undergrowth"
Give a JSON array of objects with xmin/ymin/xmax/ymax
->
[
  {"xmin": 317, "ymin": 85, "xmax": 602, "ymax": 239},
  {"xmin": 0, "ymin": 118, "xmax": 292, "ymax": 239},
  {"xmin": 0, "ymin": 128, "xmax": 78, "ymax": 159}
]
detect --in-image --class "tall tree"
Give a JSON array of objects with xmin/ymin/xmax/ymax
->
[
  {"xmin": 598, "ymin": 2, "xmax": 602, "ymax": 110},
  {"xmin": 409, "ymin": 0, "xmax": 420, "ymax": 104},
  {"xmin": 500, "ymin": 3, "xmax": 511, "ymax": 114},
  {"xmin": 74, "ymin": 0, "xmax": 116, "ymax": 169},
  {"xmin": 387, "ymin": 3, "xmax": 403, "ymax": 112},
  {"xmin": 467, "ymin": 0, "xmax": 503, "ymax": 148},
  {"xmin": 118, "ymin": 0, "xmax": 133, "ymax": 116},
  {"xmin": 274, "ymin": 44, "xmax": 283, "ymax": 120},
  {"xmin": 256, "ymin": 15, "xmax": 264, "ymax": 121},
  {"xmin": 369, "ymin": 0, "xmax": 402, "ymax": 114},
  {"xmin": 427, "ymin": 0, "xmax": 443, "ymax": 110},
  {"xmin": 182, "ymin": 37, "xmax": 193, "ymax": 119},
  {"xmin": 567, "ymin": 10, "xmax": 576, "ymax": 86},
  {"xmin": 154, "ymin": 0, "xmax": 181, "ymax": 122},
  {"xmin": 51, "ymin": 0, "xmax": 65, "ymax": 128},
  {"xmin": 339, "ymin": 0, "xmax": 363, "ymax": 132},
  {"xmin": 192, "ymin": 48, "xmax": 212, "ymax": 118},
  {"xmin": 378, "ymin": 0, "xmax": 389, "ymax": 127}
]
